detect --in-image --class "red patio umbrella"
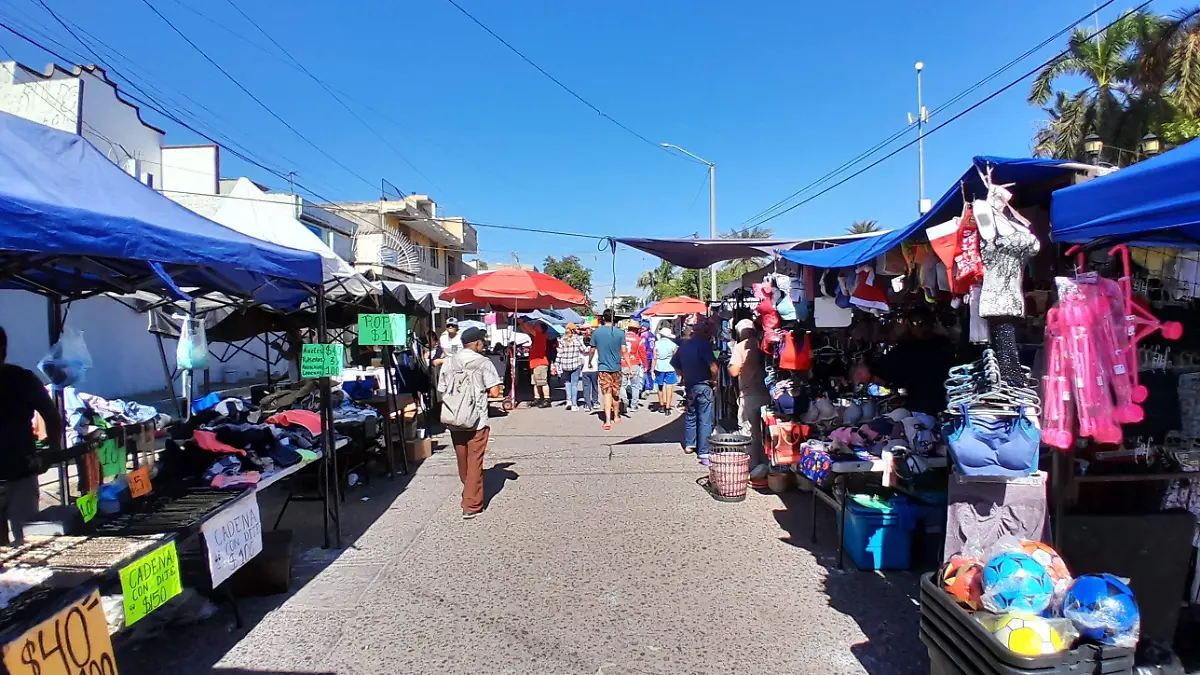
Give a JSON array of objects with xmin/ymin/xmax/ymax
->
[
  {"xmin": 641, "ymin": 295, "xmax": 706, "ymax": 316},
  {"xmin": 439, "ymin": 268, "xmax": 586, "ymax": 310}
]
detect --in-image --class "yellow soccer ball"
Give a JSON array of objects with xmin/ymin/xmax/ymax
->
[{"xmin": 981, "ymin": 614, "xmax": 1068, "ymax": 656}]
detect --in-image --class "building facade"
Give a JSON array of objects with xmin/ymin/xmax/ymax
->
[{"xmin": 336, "ymin": 195, "xmax": 477, "ymax": 287}]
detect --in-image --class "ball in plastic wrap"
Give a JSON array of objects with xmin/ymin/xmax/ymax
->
[
  {"xmin": 1018, "ymin": 541, "xmax": 1072, "ymax": 588},
  {"xmin": 1063, "ymin": 574, "xmax": 1139, "ymax": 645},
  {"xmin": 980, "ymin": 614, "xmax": 1070, "ymax": 656},
  {"xmin": 942, "ymin": 556, "xmax": 985, "ymax": 611},
  {"xmin": 982, "ymin": 552, "xmax": 1055, "ymax": 614}
]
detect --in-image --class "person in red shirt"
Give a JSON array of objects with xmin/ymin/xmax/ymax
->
[
  {"xmin": 621, "ymin": 325, "xmax": 647, "ymax": 412},
  {"xmin": 518, "ymin": 318, "xmax": 551, "ymax": 408}
]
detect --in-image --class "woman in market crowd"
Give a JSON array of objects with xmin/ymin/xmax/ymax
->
[
  {"xmin": 0, "ymin": 326, "xmax": 62, "ymax": 545},
  {"xmin": 581, "ymin": 331, "xmax": 599, "ymax": 412},
  {"xmin": 728, "ymin": 318, "xmax": 769, "ymax": 468},
  {"xmin": 653, "ymin": 325, "xmax": 679, "ymax": 414},
  {"xmin": 518, "ymin": 317, "xmax": 552, "ymax": 408},
  {"xmin": 552, "ymin": 323, "xmax": 587, "ymax": 411},
  {"xmin": 671, "ymin": 322, "xmax": 719, "ymax": 464},
  {"xmin": 852, "ymin": 305, "xmax": 956, "ymax": 415}
]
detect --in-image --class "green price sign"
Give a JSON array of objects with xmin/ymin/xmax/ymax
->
[
  {"xmin": 357, "ymin": 314, "xmax": 407, "ymax": 346},
  {"xmin": 98, "ymin": 438, "xmax": 125, "ymax": 478},
  {"xmin": 119, "ymin": 541, "xmax": 182, "ymax": 626},
  {"xmin": 300, "ymin": 343, "xmax": 344, "ymax": 379},
  {"xmin": 76, "ymin": 492, "xmax": 98, "ymax": 523}
]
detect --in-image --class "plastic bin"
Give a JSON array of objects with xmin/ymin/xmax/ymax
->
[
  {"xmin": 918, "ymin": 573, "xmax": 1135, "ymax": 675},
  {"xmin": 841, "ymin": 497, "xmax": 913, "ymax": 570}
]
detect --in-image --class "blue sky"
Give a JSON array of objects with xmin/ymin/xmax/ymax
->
[{"xmin": 0, "ymin": 0, "xmax": 1167, "ymax": 296}]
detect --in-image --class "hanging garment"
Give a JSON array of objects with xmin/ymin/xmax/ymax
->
[
  {"xmin": 943, "ymin": 470, "xmax": 1048, "ymax": 562},
  {"xmin": 978, "ymin": 228, "xmax": 1039, "ymax": 318},
  {"xmin": 945, "ymin": 407, "xmax": 1040, "ymax": 478},
  {"xmin": 778, "ymin": 332, "xmax": 812, "ymax": 371},
  {"xmin": 849, "ymin": 268, "xmax": 890, "ymax": 312},
  {"xmin": 814, "ymin": 296, "xmax": 853, "ymax": 328}
]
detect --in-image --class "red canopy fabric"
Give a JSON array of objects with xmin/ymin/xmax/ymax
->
[
  {"xmin": 439, "ymin": 269, "xmax": 586, "ymax": 311},
  {"xmin": 641, "ymin": 296, "xmax": 707, "ymax": 316}
]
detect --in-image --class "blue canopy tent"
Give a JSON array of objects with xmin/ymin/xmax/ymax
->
[
  {"xmin": 0, "ymin": 111, "xmax": 324, "ymax": 308},
  {"xmin": 779, "ymin": 156, "xmax": 1088, "ymax": 269},
  {"xmin": 615, "ymin": 233, "xmax": 881, "ymax": 270},
  {"xmin": 1051, "ymin": 138, "xmax": 1200, "ymax": 246}
]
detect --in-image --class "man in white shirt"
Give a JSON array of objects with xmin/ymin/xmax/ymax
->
[
  {"xmin": 434, "ymin": 317, "xmax": 463, "ymax": 368},
  {"xmin": 438, "ymin": 327, "xmax": 502, "ymax": 519}
]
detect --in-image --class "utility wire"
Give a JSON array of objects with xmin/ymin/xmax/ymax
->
[
  {"xmin": 219, "ymin": 0, "xmax": 450, "ymax": 202},
  {"xmin": 129, "ymin": 0, "xmax": 382, "ymax": 194},
  {"xmin": 749, "ymin": 0, "xmax": 1154, "ymax": 230},
  {"xmin": 441, "ymin": 0, "xmax": 676, "ymax": 158},
  {"xmin": 733, "ymin": 0, "xmax": 1120, "ymax": 233}
]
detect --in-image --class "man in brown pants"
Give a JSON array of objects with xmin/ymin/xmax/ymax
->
[{"xmin": 438, "ymin": 327, "xmax": 502, "ymax": 519}]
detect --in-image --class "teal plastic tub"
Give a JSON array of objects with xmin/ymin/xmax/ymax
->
[{"xmin": 842, "ymin": 496, "xmax": 914, "ymax": 570}]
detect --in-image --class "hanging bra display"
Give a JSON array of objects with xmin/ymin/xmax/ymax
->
[{"xmin": 943, "ymin": 350, "xmax": 1042, "ymax": 478}]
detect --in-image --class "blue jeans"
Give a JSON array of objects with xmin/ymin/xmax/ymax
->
[
  {"xmin": 684, "ymin": 383, "xmax": 714, "ymax": 456},
  {"xmin": 621, "ymin": 365, "xmax": 644, "ymax": 410},
  {"xmin": 582, "ymin": 372, "xmax": 599, "ymax": 408},
  {"xmin": 564, "ymin": 367, "xmax": 582, "ymax": 406}
]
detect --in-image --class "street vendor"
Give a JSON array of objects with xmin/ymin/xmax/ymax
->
[
  {"xmin": 0, "ymin": 326, "xmax": 62, "ymax": 544},
  {"xmin": 852, "ymin": 305, "xmax": 955, "ymax": 415}
]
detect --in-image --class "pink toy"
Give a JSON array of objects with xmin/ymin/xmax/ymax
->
[
  {"xmin": 1056, "ymin": 278, "xmax": 1123, "ymax": 444},
  {"xmin": 1108, "ymin": 245, "xmax": 1183, "ymax": 402},
  {"xmin": 1040, "ymin": 307, "xmax": 1075, "ymax": 450},
  {"xmin": 1086, "ymin": 281, "xmax": 1143, "ymax": 424}
]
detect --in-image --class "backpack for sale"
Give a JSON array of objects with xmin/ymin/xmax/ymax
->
[{"xmin": 439, "ymin": 360, "xmax": 483, "ymax": 429}]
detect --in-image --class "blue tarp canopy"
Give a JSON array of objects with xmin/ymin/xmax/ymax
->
[
  {"xmin": 779, "ymin": 156, "xmax": 1085, "ymax": 269},
  {"xmin": 0, "ymin": 111, "xmax": 323, "ymax": 308},
  {"xmin": 1051, "ymin": 138, "xmax": 1200, "ymax": 246}
]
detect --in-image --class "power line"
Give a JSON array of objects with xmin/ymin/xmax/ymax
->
[
  {"xmin": 733, "ymin": 0, "xmax": 1121, "ymax": 233},
  {"xmin": 218, "ymin": 0, "xmax": 451, "ymax": 203},
  {"xmin": 129, "ymin": 0, "xmax": 383, "ymax": 194},
  {"xmin": 440, "ymin": 0, "xmax": 676, "ymax": 158},
  {"xmin": 749, "ymin": 0, "xmax": 1155, "ymax": 230}
]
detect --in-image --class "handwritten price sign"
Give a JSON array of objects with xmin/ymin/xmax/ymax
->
[
  {"xmin": 76, "ymin": 493, "xmax": 98, "ymax": 524},
  {"xmin": 299, "ymin": 343, "xmax": 343, "ymax": 379},
  {"xmin": 357, "ymin": 314, "xmax": 407, "ymax": 346},
  {"xmin": 119, "ymin": 542, "xmax": 181, "ymax": 626},
  {"xmin": 97, "ymin": 438, "xmax": 125, "ymax": 479},
  {"xmin": 200, "ymin": 493, "xmax": 263, "ymax": 587},
  {"xmin": 2, "ymin": 589, "xmax": 119, "ymax": 675},
  {"xmin": 127, "ymin": 467, "xmax": 152, "ymax": 499}
]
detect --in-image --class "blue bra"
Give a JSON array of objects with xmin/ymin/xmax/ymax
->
[{"xmin": 945, "ymin": 407, "xmax": 1040, "ymax": 478}]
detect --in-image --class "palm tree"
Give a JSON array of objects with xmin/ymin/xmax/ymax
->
[
  {"xmin": 1033, "ymin": 91, "xmax": 1090, "ymax": 158},
  {"xmin": 847, "ymin": 219, "xmax": 881, "ymax": 235},
  {"xmin": 718, "ymin": 225, "xmax": 775, "ymax": 280},
  {"xmin": 636, "ymin": 261, "xmax": 677, "ymax": 302}
]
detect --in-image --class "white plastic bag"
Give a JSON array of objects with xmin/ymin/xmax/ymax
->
[
  {"xmin": 176, "ymin": 316, "xmax": 209, "ymax": 370},
  {"xmin": 38, "ymin": 327, "xmax": 92, "ymax": 389}
]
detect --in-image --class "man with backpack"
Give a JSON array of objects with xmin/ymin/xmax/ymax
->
[{"xmin": 438, "ymin": 327, "xmax": 502, "ymax": 520}]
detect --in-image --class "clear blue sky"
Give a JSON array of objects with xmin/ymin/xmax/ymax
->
[{"xmin": 0, "ymin": 0, "xmax": 1168, "ymax": 296}]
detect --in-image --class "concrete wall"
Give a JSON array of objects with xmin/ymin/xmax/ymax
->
[
  {"xmin": 75, "ymin": 68, "xmax": 164, "ymax": 185},
  {"xmin": 0, "ymin": 291, "xmax": 282, "ymax": 402},
  {"xmin": 0, "ymin": 61, "xmax": 80, "ymax": 133},
  {"xmin": 161, "ymin": 145, "xmax": 219, "ymax": 196}
]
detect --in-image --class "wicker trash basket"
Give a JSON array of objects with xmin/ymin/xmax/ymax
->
[{"xmin": 703, "ymin": 433, "xmax": 752, "ymax": 502}]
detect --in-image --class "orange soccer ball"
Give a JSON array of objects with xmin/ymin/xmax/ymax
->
[
  {"xmin": 942, "ymin": 556, "xmax": 985, "ymax": 611},
  {"xmin": 1018, "ymin": 541, "xmax": 1072, "ymax": 587}
]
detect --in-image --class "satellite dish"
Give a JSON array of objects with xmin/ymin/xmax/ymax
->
[{"xmin": 352, "ymin": 220, "xmax": 419, "ymax": 274}]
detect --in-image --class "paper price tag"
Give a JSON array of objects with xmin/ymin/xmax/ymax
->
[
  {"xmin": 119, "ymin": 542, "xmax": 181, "ymax": 626},
  {"xmin": 128, "ymin": 466, "xmax": 152, "ymax": 499},
  {"xmin": 200, "ymin": 493, "xmax": 263, "ymax": 587},
  {"xmin": 357, "ymin": 314, "xmax": 407, "ymax": 346},
  {"xmin": 76, "ymin": 492, "xmax": 98, "ymax": 523},
  {"xmin": 299, "ymin": 343, "xmax": 344, "ymax": 379},
  {"xmin": 98, "ymin": 438, "xmax": 125, "ymax": 478},
  {"xmin": 1, "ymin": 589, "xmax": 118, "ymax": 675}
]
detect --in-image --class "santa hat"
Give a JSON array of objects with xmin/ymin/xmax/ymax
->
[{"xmin": 850, "ymin": 266, "xmax": 890, "ymax": 312}]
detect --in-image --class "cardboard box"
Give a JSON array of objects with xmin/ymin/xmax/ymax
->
[{"xmin": 405, "ymin": 437, "xmax": 432, "ymax": 463}]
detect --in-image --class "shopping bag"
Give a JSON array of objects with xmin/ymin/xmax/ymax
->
[
  {"xmin": 38, "ymin": 326, "xmax": 92, "ymax": 389},
  {"xmin": 176, "ymin": 316, "xmax": 210, "ymax": 370}
]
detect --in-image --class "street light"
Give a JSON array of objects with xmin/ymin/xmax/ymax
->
[
  {"xmin": 661, "ymin": 142, "xmax": 717, "ymax": 303},
  {"xmin": 1140, "ymin": 132, "xmax": 1161, "ymax": 156},
  {"xmin": 912, "ymin": 61, "xmax": 930, "ymax": 215},
  {"xmin": 1083, "ymin": 133, "xmax": 1104, "ymax": 159}
]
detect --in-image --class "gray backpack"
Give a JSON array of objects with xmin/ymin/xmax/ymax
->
[{"xmin": 439, "ymin": 360, "xmax": 483, "ymax": 429}]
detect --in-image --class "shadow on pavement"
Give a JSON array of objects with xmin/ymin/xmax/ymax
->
[
  {"xmin": 771, "ymin": 487, "xmax": 930, "ymax": 675},
  {"xmin": 614, "ymin": 415, "xmax": 684, "ymax": 445},
  {"xmin": 114, "ymin": 442, "xmax": 438, "ymax": 675},
  {"xmin": 484, "ymin": 461, "xmax": 520, "ymax": 508}
]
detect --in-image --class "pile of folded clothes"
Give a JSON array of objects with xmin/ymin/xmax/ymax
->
[{"xmin": 58, "ymin": 386, "xmax": 163, "ymax": 446}]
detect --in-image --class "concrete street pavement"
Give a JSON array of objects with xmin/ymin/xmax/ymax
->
[{"xmin": 119, "ymin": 403, "xmax": 928, "ymax": 675}]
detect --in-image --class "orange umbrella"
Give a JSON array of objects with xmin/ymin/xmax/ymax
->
[
  {"xmin": 641, "ymin": 295, "xmax": 707, "ymax": 316},
  {"xmin": 439, "ymin": 268, "xmax": 586, "ymax": 311}
]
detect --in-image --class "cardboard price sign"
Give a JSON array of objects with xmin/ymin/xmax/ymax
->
[
  {"xmin": 98, "ymin": 438, "xmax": 125, "ymax": 478},
  {"xmin": 358, "ymin": 314, "xmax": 407, "ymax": 346},
  {"xmin": 76, "ymin": 492, "xmax": 98, "ymax": 523},
  {"xmin": 200, "ymin": 493, "xmax": 263, "ymax": 587},
  {"xmin": 2, "ymin": 589, "xmax": 118, "ymax": 675},
  {"xmin": 119, "ymin": 542, "xmax": 181, "ymax": 626},
  {"xmin": 299, "ymin": 343, "xmax": 343, "ymax": 379},
  {"xmin": 127, "ymin": 466, "xmax": 152, "ymax": 499}
]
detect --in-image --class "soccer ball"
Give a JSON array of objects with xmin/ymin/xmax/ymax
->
[
  {"xmin": 1063, "ymin": 574, "xmax": 1139, "ymax": 644},
  {"xmin": 1019, "ymin": 541, "xmax": 1072, "ymax": 588},
  {"xmin": 982, "ymin": 552, "xmax": 1055, "ymax": 614},
  {"xmin": 942, "ymin": 556, "xmax": 985, "ymax": 611},
  {"xmin": 981, "ymin": 614, "xmax": 1069, "ymax": 656}
]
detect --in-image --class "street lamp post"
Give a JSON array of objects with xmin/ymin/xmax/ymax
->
[
  {"xmin": 912, "ymin": 61, "xmax": 930, "ymax": 216},
  {"xmin": 661, "ymin": 143, "xmax": 717, "ymax": 303}
]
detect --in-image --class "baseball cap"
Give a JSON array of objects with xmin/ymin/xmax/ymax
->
[
  {"xmin": 446, "ymin": 317, "xmax": 459, "ymax": 326},
  {"xmin": 735, "ymin": 318, "xmax": 755, "ymax": 334},
  {"xmin": 460, "ymin": 327, "xmax": 486, "ymax": 345}
]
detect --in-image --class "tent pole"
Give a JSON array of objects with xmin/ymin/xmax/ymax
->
[
  {"xmin": 264, "ymin": 334, "xmax": 272, "ymax": 389},
  {"xmin": 316, "ymin": 286, "xmax": 342, "ymax": 548},
  {"xmin": 381, "ymin": 345, "xmax": 397, "ymax": 478},
  {"xmin": 155, "ymin": 334, "xmax": 181, "ymax": 418},
  {"xmin": 386, "ymin": 344, "xmax": 410, "ymax": 476},
  {"xmin": 48, "ymin": 296, "xmax": 69, "ymax": 506}
]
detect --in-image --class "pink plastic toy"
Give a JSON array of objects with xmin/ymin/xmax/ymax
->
[
  {"xmin": 1056, "ymin": 277, "xmax": 1123, "ymax": 444},
  {"xmin": 1040, "ymin": 307, "xmax": 1075, "ymax": 450},
  {"xmin": 1108, "ymin": 245, "xmax": 1183, "ymax": 402}
]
